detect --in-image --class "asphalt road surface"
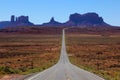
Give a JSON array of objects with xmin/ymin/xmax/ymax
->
[{"xmin": 25, "ymin": 29, "xmax": 104, "ymax": 80}]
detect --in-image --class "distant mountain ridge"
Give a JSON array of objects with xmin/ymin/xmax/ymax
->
[{"xmin": 0, "ymin": 12, "xmax": 111, "ymax": 28}]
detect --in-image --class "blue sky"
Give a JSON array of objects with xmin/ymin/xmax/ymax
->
[{"xmin": 0, "ymin": 0, "xmax": 120, "ymax": 26}]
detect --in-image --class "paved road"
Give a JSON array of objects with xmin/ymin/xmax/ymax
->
[{"xmin": 25, "ymin": 29, "xmax": 104, "ymax": 80}]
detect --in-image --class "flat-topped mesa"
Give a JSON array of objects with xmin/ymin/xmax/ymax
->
[
  {"xmin": 69, "ymin": 13, "xmax": 103, "ymax": 24},
  {"xmin": 65, "ymin": 12, "xmax": 109, "ymax": 27}
]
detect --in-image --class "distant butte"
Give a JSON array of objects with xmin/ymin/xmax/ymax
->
[
  {"xmin": 65, "ymin": 13, "xmax": 109, "ymax": 27},
  {"xmin": 11, "ymin": 15, "xmax": 34, "ymax": 25},
  {"xmin": 0, "ymin": 15, "xmax": 34, "ymax": 28},
  {"xmin": 41, "ymin": 17, "xmax": 62, "ymax": 27}
]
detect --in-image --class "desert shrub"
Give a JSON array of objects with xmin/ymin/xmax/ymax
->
[
  {"xmin": 19, "ymin": 67, "xmax": 27, "ymax": 72},
  {"xmin": 0, "ymin": 66, "xmax": 19, "ymax": 74}
]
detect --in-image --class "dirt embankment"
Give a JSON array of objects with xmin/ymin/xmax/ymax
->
[{"xmin": 0, "ymin": 74, "xmax": 24, "ymax": 80}]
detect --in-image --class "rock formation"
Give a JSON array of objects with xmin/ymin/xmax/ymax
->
[
  {"xmin": 42, "ymin": 17, "xmax": 62, "ymax": 27},
  {"xmin": 64, "ymin": 13, "xmax": 109, "ymax": 27},
  {"xmin": 0, "ymin": 12, "xmax": 111, "ymax": 28},
  {"xmin": 11, "ymin": 15, "xmax": 32, "ymax": 24},
  {"xmin": 11, "ymin": 15, "xmax": 15, "ymax": 22},
  {"xmin": 41, "ymin": 13, "xmax": 110, "ymax": 27}
]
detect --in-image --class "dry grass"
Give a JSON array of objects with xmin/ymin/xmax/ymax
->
[
  {"xmin": 0, "ymin": 34, "xmax": 61, "ymax": 76},
  {"xmin": 66, "ymin": 34, "xmax": 120, "ymax": 80}
]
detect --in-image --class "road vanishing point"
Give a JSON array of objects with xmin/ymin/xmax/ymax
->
[{"xmin": 25, "ymin": 29, "xmax": 105, "ymax": 80}]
